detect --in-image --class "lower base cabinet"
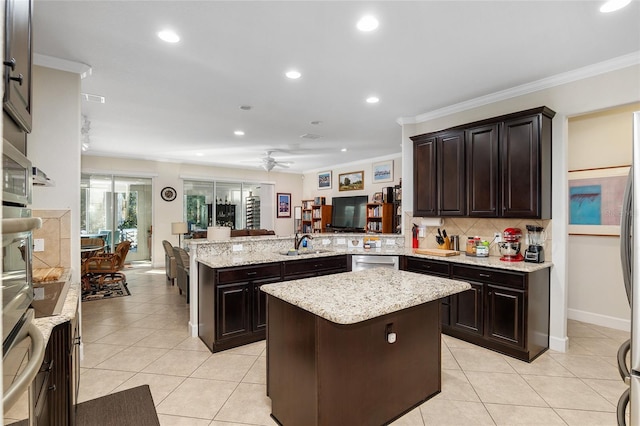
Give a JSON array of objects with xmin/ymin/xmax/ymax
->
[
  {"xmin": 445, "ymin": 264, "xmax": 549, "ymax": 362},
  {"xmin": 403, "ymin": 256, "xmax": 549, "ymax": 362},
  {"xmin": 33, "ymin": 311, "xmax": 79, "ymax": 425}
]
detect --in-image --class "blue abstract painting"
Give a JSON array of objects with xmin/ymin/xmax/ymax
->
[{"xmin": 569, "ymin": 184, "xmax": 602, "ymax": 225}]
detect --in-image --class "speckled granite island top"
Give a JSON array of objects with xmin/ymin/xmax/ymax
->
[{"xmin": 260, "ymin": 268, "xmax": 470, "ymax": 325}]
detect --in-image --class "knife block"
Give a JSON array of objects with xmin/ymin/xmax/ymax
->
[{"xmin": 437, "ymin": 239, "xmax": 451, "ymax": 250}]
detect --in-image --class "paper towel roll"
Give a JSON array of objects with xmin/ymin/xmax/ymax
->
[
  {"xmin": 420, "ymin": 217, "xmax": 444, "ymax": 227},
  {"xmin": 207, "ymin": 226, "xmax": 231, "ymax": 241}
]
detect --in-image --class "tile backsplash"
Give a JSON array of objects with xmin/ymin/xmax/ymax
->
[
  {"xmin": 405, "ymin": 213, "xmax": 552, "ymax": 258},
  {"xmin": 32, "ymin": 209, "xmax": 71, "ymax": 269}
]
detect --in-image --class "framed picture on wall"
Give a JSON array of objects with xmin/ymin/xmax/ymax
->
[
  {"xmin": 277, "ymin": 193, "xmax": 292, "ymax": 218},
  {"xmin": 338, "ymin": 171, "xmax": 364, "ymax": 191},
  {"xmin": 318, "ymin": 171, "xmax": 332, "ymax": 190},
  {"xmin": 568, "ymin": 166, "xmax": 630, "ymax": 236},
  {"xmin": 372, "ymin": 160, "xmax": 393, "ymax": 183}
]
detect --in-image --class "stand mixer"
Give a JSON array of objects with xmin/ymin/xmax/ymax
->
[
  {"xmin": 524, "ymin": 225, "xmax": 546, "ymax": 263},
  {"xmin": 498, "ymin": 227, "xmax": 524, "ymax": 262}
]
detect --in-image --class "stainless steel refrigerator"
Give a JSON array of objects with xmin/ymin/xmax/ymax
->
[{"xmin": 618, "ymin": 111, "xmax": 640, "ymax": 425}]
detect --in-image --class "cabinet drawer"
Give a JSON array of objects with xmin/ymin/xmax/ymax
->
[
  {"xmin": 451, "ymin": 264, "xmax": 525, "ymax": 289},
  {"xmin": 217, "ymin": 263, "xmax": 281, "ymax": 284},
  {"xmin": 404, "ymin": 257, "xmax": 450, "ymax": 277},
  {"xmin": 283, "ymin": 255, "xmax": 347, "ymax": 278}
]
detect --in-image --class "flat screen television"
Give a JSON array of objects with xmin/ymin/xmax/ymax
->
[{"xmin": 330, "ymin": 195, "xmax": 368, "ymax": 232}]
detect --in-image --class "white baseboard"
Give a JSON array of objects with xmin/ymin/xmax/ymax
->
[
  {"xmin": 568, "ymin": 308, "xmax": 630, "ymax": 332},
  {"xmin": 549, "ymin": 335, "xmax": 569, "ymax": 353}
]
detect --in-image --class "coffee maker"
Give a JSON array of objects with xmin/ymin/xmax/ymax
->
[{"xmin": 524, "ymin": 224, "xmax": 545, "ymax": 263}]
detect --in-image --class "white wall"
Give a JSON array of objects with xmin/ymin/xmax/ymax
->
[
  {"xmin": 402, "ymin": 63, "xmax": 640, "ymax": 352},
  {"xmin": 82, "ymin": 155, "xmax": 304, "ymax": 267},
  {"xmin": 28, "ymin": 65, "xmax": 82, "ymax": 278},
  {"xmin": 566, "ymin": 103, "xmax": 639, "ymax": 330},
  {"xmin": 301, "ymin": 154, "xmax": 402, "ymax": 202}
]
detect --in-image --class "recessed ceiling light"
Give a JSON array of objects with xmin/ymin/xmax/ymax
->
[
  {"xmin": 234, "ymin": 130, "xmax": 245, "ymax": 136},
  {"xmin": 366, "ymin": 96, "xmax": 380, "ymax": 104},
  {"xmin": 341, "ymin": 148, "xmax": 347, "ymax": 152},
  {"xmin": 158, "ymin": 30, "xmax": 180, "ymax": 43},
  {"xmin": 357, "ymin": 15, "xmax": 379, "ymax": 32},
  {"xmin": 600, "ymin": 0, "xmax": 631, "ymax": 12},
  {"xmin": 196, "ymin": 153, "xmax": 204, "ymax": 157},
  {"xmin": 239, "ymin": 105, "xmax": 252, "ymax": 111},
  {"xmin": 285, "ymin": 70, "xmax": 301, "ymax": 79}
]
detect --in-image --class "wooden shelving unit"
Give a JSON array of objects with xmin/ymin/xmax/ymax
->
[
  {"xmin": 311, "ymin": 205, "xmax": 332, "ymax": 233},
  {"xmin": 301, "ymin": 200, "xmax": 314, "ymax": 234},
  {"xmin": 366, "ymin": 203, "xmax": 393, "ymax": 233}
]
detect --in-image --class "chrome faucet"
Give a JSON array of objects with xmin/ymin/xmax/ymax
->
[{"xmin": 294, "ymin": 233, "xmax": 313, "ymax": 250}]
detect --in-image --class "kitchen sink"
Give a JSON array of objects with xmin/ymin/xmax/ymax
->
[{"xmin": 280, "ymin": 249, "xmax": 333, "ymax": 256}]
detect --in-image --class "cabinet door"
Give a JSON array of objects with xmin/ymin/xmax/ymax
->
[
  {"xmin": 412, "ymin": 136, "xmax": 437, "ymax": 216},
  {"xmin": 486, "ymin": 284, "xmax": 525, "ymax": 348},
  {"xmin": 437, "ymin": 131, "xmax": 466, "ymax": 216},
  {"xmin": 466, "ymin": 124, "xmax": 499, "ymax": 217},
  {"xmin": 451, "ymin": 282, "xmax": 483, "ymax": 335},
  {"xmin": 216, "ymin": 283, "xmax": 251, "ymax": 340},
  {"xmin": 3, "ymin": 0, "xmax": 33, "ymax": 133},
  {"xmin": 252, "ymin": 277, "xmax": 281, "ymax": 332},
  {"xmin": 501, "ymin": 115, "xmax": 540, "ymax": 217}
]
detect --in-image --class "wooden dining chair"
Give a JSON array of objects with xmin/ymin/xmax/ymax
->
[{"xmin": 83, "ymin": 240, "xmax": 131, "ymax": 289}]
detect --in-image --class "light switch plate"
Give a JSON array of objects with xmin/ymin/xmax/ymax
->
[
  {"xmin": 322, "ymin": 239, "xmax": 331, "ymax": 245},
  {"xmin": 33, "ymin": 238, "xmax": 45, "ymax": 252},
  {"xmin": 232, "ymin": 244, "xmax": 243, "ymax": 252}
]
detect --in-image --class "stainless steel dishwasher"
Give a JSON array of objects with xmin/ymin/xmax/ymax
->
[{"xmin": 351, "ymin": 255, "xmax": 399, "ymax": 271}]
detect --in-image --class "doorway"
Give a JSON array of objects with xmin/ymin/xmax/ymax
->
[{"xmin": 80, "ymin": 174, "xmax": 153, "ymax": 261}]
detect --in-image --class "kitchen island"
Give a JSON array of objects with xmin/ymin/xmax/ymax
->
[{"xmin": 261, "ymin": 268, "xmax": 470, "ymax": 426}]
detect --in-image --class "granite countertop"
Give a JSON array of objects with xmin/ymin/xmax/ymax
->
[
  {"xmin": 32, "ymin": 270, "xmax": 80, "ymax": 342},
  {"xmin": 261, "ymin": 268, "xmax": 471, "ymax": 325},
  {"xmin": 197, "ymin": 246, "xmax": 552, "ymax": 273}
]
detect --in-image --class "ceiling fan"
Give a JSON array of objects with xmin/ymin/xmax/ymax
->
[{"xmin": 261, "ymin": 151, "xmax": 292, "ymax": 171}]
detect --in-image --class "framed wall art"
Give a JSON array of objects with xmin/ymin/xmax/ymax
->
[
  {"xmin": 318, "ymin": 171, "xmax": 332, "ymax": 190},
  {"xmin": 372, "ymin": 160, "xmax": 393, "ymax": 183},
  {"xmin": 568, "ymin": 166, "xmax": 630, "ymax": 236},
  {"xmin": 277, "ymin": 193, "xmax": 292, "ymax": 218},
  {"xmin": 338, "ymin": 171, "xmax": 364, "ymax": 191}
]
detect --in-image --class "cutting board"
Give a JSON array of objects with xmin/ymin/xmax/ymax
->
[
  {"xmin": 33, "ymin": 267, "xmax": 65, "ymax": 283},
  {"xmin": 413, "ymin": 248, "xmax": 460, "ymax": 257}
]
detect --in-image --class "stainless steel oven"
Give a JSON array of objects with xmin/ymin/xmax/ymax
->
[{"xmin": 3, "ymin": 139, "xmax": 32, "ymax": 206}]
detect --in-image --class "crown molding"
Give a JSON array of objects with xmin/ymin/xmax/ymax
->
[
  {"xmin": 33, "ymin": 54, "xmax": 92, "ymax": 79},
  {"xmin": 397, "ymin": 51, "xmax": 640, "ymax": 126}
]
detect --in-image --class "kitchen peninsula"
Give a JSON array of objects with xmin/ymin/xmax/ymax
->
[{"xmin": 261, "ymin": 268, "xmax": 470, "ymax": 425}]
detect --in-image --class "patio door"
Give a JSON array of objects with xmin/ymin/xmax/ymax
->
[{"xmin": 81, "ymin": 174, "xmax": 152, "ymax": 262}]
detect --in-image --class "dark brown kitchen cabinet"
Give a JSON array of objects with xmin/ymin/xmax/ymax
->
[
  {"xmin": 446, "ymin": 263, "xmax": 549, "ymax": 362},
  {"xmin": 466, "ymin": 124, "xmax": 499, "ymax": 217},
  {"xmin": 451, "ymin": 282, "xmax": 484, "ymax": 336},
  {"xmin": 438, "ymin": 131, "xmax": 466, "ymax": 216},
  {"xmin": 401, "ymin": 257, "xmax": 452, "ymax": 326},
  {"xmin": 283, "ymin": 255, "xmax": 348, "ymax": 280},
  {"xmin": 33, "ymin": 316, "xmax": 77, "ymax": 426},
  {"xmin": 412, "ymin": 135, "xmax": 437, "ymax": 216},
  {"xmin": 3, "ymin": 0, "xmax": 33, "ymax": 133},
  {"xmin": 411, "ymin": 107, "xmax": 555, "ymax": 219},
  {"xmin": 199, "ymin": 262, "xmax": 281, "ymax": 352},
  {"xmin": 412, "ymin": 131, "xmax": 465, "ymax": 216},
  {"xmin": 501, "ymin": 111, "xmax": 553, "ymax": 218}
]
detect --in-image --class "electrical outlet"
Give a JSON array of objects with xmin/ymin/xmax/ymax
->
[{"xmin": 494, "ymin": 232, "xmax": 501, "ymax": 242}]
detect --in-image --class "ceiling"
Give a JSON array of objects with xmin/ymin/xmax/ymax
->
[{"xmin": 33, "ymin": 1, "xmax": 640, "ymax": 173}]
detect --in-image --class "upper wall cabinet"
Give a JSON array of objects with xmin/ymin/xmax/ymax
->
[
  {"xmin": 411, "ymin": 107, "xmax": 555, "ymax": 219},
  {"xmin": 3, "ymin": 0, "xmax": 33, "ymax": 133}
]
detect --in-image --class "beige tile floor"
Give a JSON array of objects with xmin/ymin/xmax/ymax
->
[{"xmin": 80, "ymin": 264, "xmax": 629, "ymax": 425}]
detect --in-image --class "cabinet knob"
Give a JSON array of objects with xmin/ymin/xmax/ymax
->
[
  {"xmin": 48, "ymin": 385, "xmax": 56, "ymax": 391},
  {"xmin": 479, "ymin": 273, "xmax": 491, "ymax": 278},
  {"xmin": 9, "ymin": 73, "xmax": 23, "ymax": 86},
  {"xmin": 246, "ymin": 271, "xmax": 257, "ymax": 276},
  {"xmin": 3, "ymin": 58, "xmax": 16, "ymax": 70}
]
